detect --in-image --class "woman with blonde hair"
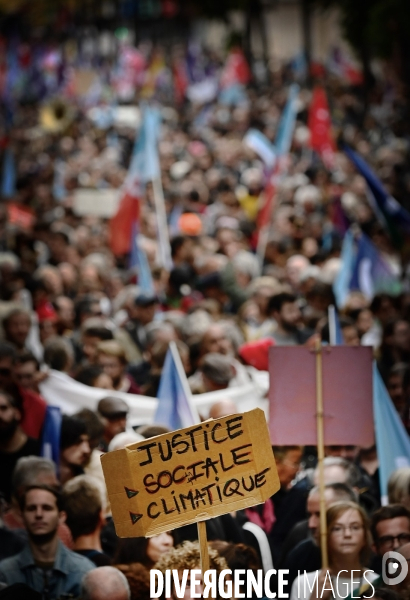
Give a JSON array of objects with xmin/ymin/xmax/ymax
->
[
  {"xmin": 388, "ymin": 467, "xmax": 410, "ymax": 509},
  {"xmin": 291, "ymin": 501, "xmax": 378, "ymax": 600}
]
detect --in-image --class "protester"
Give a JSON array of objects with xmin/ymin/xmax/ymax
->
[
  {"xmin": 114, "ymin": 532, "xmax": 174, "ymax": 568},
  {"xmin": 290, "ymin": 501, "xmax": 378, "ymax": 600},
  {"xmin": 97, "ymin": 397, "xmax": 129, "ymax": 452},
  {"xmin": 114, "ymin": 563, "xmax": 151, "ymax": 600},
  {"xmin": 0, "ymin": 485, "xmax": 94, "ymax": 596},
  {"xmin": 269, "ymin": 445, "xmax": 306, "ymax": 561},
  {"xmin": 59, "ymin": 415, "xmax": 91, "ymax": 484},
  {"xmin": 0, "ymin": 391, "xmax": 40, "ymax": 502},
  {"xmin": 1, "ymin": 25, "xmax": 410, "ymax": 600},
  {"xmin": 62, "ymin": 475, "xmax": 111, "ymax": 566},
  {"xmin": 156, "ymin": 540, "xmax": 228, "ymax": 600},
  {"xmin": 81, "ymin": 566, "xmax": 131, "ymax": 600}
]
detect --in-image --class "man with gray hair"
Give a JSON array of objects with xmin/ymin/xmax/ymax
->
[{"xmin": 81, "ymin": 566, "xmax": 130, "ymax": 600}]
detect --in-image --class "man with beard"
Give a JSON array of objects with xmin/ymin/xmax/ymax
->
[
  {"xmin": 59, "ymin": 416, "xmax": 91, "ymax": 485},
  {"xmin": 268, "ymin": 292, "xmax": 313, "ymax": 345},
  {"xmin": 0, "ymin": 485, "xmax": 94, "ymax": 597},
  {"xmin": 0, "ymin": 391, "xmax": 40, "ymax": 502}
]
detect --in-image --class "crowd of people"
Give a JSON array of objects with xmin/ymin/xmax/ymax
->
[{"xmin": 0, "ymin": 31, "xmax": 410, "ymax": 600}]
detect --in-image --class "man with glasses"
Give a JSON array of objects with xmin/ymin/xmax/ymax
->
[{"xmin": 371, "ymin": 504, "xmax": 410, "ymax": 573}]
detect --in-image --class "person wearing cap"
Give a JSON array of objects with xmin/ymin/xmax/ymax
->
[
  {"xmin": 188, "ymin": 352, "xmax": 235, "ymax": 394},
  {"xmin": 124, "ymin": 293, "xmax": 158, "ymax": 354},
  {"xmin": 97, "ymin": 340, "xmax": 140, "ymax": 394},
  {"xmin": 97, "ymin": 397, "xmax": 129, "ymax": 453},
  {"xmin": 59, "ymin": 416, "xmax": 91, "ymax": 485}
]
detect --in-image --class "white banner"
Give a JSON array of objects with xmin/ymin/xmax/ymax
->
[{"xmin": 39, "ymin": 370, "xmax": 269, "ymax": 426}]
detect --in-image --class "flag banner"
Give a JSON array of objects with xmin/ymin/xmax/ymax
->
[
  {"xmin": 243, "ymin": 129, "xmax": 276, "ymax": 169},
  {"xmin": 350, "ymin": 232, "xmax": 401, "ymax": 300},
  {"xmin": 154, "ymin": 342, "xmax": 200, "ymax": 430},
  {"xmin": 129, "ymin": 221, "xmax": 155, "ymax": 295},
  {"xmin": 344, "ymin": 144, "xmax": 410, "ymax": 248},
  {"xmin": 40, "ymin": 405, "xmax": 62, "ymax": 467},
  {"xmin": 308, "ymin": 86, "xmax": 335, "ymax": 169},
  {"xmin": 275, "ymin": 83, "xmax": 300, "ymax": 158},
  {"xmin": 256, "ymin": 84, "xmax": 300, "ymax": 234},
  {"xmin": 39, "ymin": 370, "xmax": 267, "ymax": 428},
  {"xmin": 109, "ymin": 105, "xmax": 161, "ymax": 256},
  {"xmin": 373, "ymin": 364, "xmax": 410, "ymax": 504},
  {"xmin": 1, "ymin": 148, "xmax": 15, "ymax": 197}
]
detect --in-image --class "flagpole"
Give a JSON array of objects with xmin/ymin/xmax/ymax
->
[
  {"xmin": 328, "ymin": 305, "xmax": 336, "ymax": 346},
  {"xmin": 169, "ymin": 341, "xmax": 201, "ymax": 424},
  {"xmin": 197, "ymin": 521, "xmax": 210, "ymax": 575},
  {"xmin": 315, "ymin": 339, "xmax": 328, "ymax": 569},
  {"xmin": 152, "ymin": 176, "xmax": 172, "ymax": 270}
]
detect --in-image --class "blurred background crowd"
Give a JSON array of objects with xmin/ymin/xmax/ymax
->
[{"xmin": 1, "ymin": 0, "xmax": 410, "ymax": 598}]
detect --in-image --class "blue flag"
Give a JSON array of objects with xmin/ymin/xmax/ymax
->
[
  {"xmin": 333, "ymin": 229, "xmax": 355, "ymax": 308},
  {"xmin": 275, "ymin": 83, "xmax": 300, "ymax": 158},
  {"xmin": 129, "ymin": 221, "xmax": 155, "ymax": 295},
  {"xmin": 40, "ymin": 406, "xmax": 62, "ymax": 469},
  {"xmin": 344, "ymin": 145, "xmax": 410, "ymax": 246},
  {"xmin": 52, "ymin": 159, "xmax": 66, "ymax": 202},
  {"xmin": 127, "ymin": 105, "xmax": 161, "ymax": 187},
  {"xmin": 373, "ymin": 364, "xmax": 410, "ymax": 503},
  {"xmin": 154, "ymin": 343, "xmax": 200, "ymax": 430},
  {"xmin": 1, "ymin": 148, "xmax": 16, "ymax": 198},
  {"xmin": 350, "ymin": 232, "xmax": 401, "ymax": 300}
]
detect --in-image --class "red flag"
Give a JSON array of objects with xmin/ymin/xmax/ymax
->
[
  {"xmin": 308, "ymin": 86, "xmax": 336, "ymax": 169},
  {"xmin": 7, "ymin": 204, "xmax": 35, "ymax": 230},
  {"xmin": 109, "ymin": 192, "xmax": 140, "ymax": 256},
  {"xmin": 220, "ymin": 48, "xmax": 251, "ymax": 89},
  {"xmin": 256, "ymin": 173, "xmax": 276, "ymax": 231},
  {"xmin": 173, "ymin": 58, "xmax": 188, "ymax": 105}
]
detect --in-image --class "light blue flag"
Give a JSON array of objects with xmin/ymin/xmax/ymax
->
[
  {"xmin": 41, "ymin": 406, "xmax": 62, "ymax": 470},
  {"xmin": 243, "ymin": 128, "xmax": 276, "ymax": 169},
  {"xmin": 127, "ymin": 105, "xmax": 161, "ymax": 185},
  {"xmin": 154, "ymin": 343, "xmax": 200, "ymax": 431},
  {"xmin": 1, "ymin": 148, "xmax": 16, "ymax": 198},
  {"xmin": 373, "ymin": 363, "xmax": 410, "ymax": 504},
  {"xmin": 328, "ymin": 305, "xmax": 343, "ymax": 345},
  {"xmin": 275, "ymin": 83, "xmax": 300, "ymax": 158},
  {"xmin": 52, "ymin": 158, "xmax": 66, "ymax": 202},
  {"xmin": 129, "ymin": 221, "xmax": 155, "ymax": 295},
  {"xmin": 333, "ymin": 229, "xmax": 356, "ymax": 309}
]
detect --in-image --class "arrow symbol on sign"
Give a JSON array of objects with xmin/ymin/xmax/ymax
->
[
  {"xmin": 129, "ymin": 512, "xmax": 143, "ymax": 525},
  {"xmin": 124, "ymin": 487, "xmax": 139, "ymax": 499}
]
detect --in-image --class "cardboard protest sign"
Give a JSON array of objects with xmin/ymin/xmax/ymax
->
[
  {"xmin": 101, "ymin": 408, "xmax": 279, "ymax": 537},
  {"xmin": 269, "ymin": 346, "xmax": 374, "ymax": 446}
]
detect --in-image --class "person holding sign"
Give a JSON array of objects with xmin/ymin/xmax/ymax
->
[{"xmin": 290, "ymin": 501, "xmax": 378, "ymax": 600}]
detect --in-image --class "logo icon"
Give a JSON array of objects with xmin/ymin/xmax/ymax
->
[{"xmin": 382, "ymin": 551, "xmax": 408, "ymax": 585}]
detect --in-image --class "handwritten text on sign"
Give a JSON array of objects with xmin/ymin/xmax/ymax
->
[{"xmin": 101, "ymin": 408, "xmax": 279, "ymax": 537}]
